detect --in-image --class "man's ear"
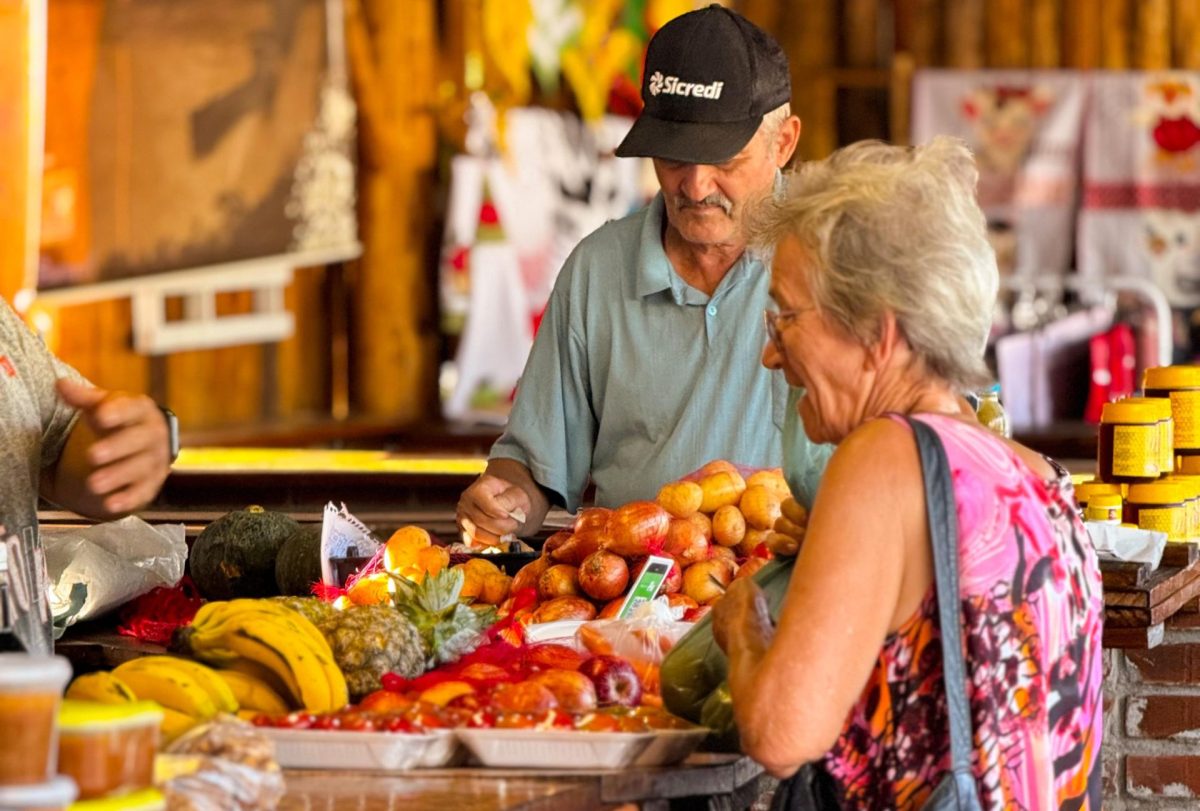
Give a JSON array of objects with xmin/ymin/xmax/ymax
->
[{"xmin": 775, "ymin": 115, "xmax": 802, "ymax": 167}]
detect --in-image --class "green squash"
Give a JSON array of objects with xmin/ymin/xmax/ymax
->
[
  {"xmin": 274, "ymin": 525, "xmax": 323, "ymax": 596},
  {"xmin": 190, "ymin": 506, "xmax": 299, "ymax": 599}
]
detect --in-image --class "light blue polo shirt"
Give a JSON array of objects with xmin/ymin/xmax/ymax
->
[{"xmin": 491, "ymin": 194, "xmax": 832, "ymax": 513}]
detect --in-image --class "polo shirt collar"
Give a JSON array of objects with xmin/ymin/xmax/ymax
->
[{"xmin": 633, "ymin": 194, "xmax": 759, "ymax": 303}]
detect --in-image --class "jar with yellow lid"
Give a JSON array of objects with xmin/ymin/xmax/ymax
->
[
  {"xmin": 1144, "ymin": 365, "xmax": 1200, "ymax": 460},
  {"xmin": 1127, "ymin": 482, "xmax": 1189, "ymax": 541},
  {"xmin": 1164, "ymin": 474, "xmax": 1200, "ymax": 541},
  {"xmin": 57, "ymin": 700, "xmax": 161, "ymax": 801},
  {"xmin": 1083, "ymin": 493, "xmax": 1122, "ymax": 524},
  {"xmin": 1123, "ymin": 397, "xmax": 1174, "ymax": 474},
  {"xmin": 1098, "ymin": 400, "xmax": 1163, "ymax": 483},
  {"xmin": 1073, "ymin": 480, "xmax": 1124, "ymax": 513}
]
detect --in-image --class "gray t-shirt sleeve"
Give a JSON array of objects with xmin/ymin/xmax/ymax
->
[
  {"xmin": 490, "ymin": 271, "xmax": 596, "ymax": 514},
  {"xmin": 1, "ymin": 298, "xmax": 85, "ymax": 470}
]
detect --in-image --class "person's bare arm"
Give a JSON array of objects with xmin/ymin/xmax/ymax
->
[
  {"xmin": 457, "ymin": 457, "xmax": 554, "ymax": 539},
  {"xmin": 713, "ymin": 419, "xmax": 929, "ymax": 777},
  {"xmin": 41, "ymin": 379, "xmax": 172, "ymax": 518}
]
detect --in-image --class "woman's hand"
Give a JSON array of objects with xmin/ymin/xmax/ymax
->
[
  {"xmin": 713, "ymin": 577, "xmax": 774, "ymax": 654},
  {"xmin": 766, "ymin": 497, "xmax": 808, "ymax": 557}
]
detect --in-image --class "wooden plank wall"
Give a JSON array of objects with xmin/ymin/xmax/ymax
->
[
  {"xmin": 746, "ymin": 0, "xmax": 1200, "ymax": 159},
  {"xmin": 9, "ymin": 0, "xmax": 1200, "ymax": 437}
]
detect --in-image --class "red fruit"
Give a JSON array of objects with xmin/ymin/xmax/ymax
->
[
  {"xmin": 532, "ymin": 595, "xmax": 597, "ymax": 623},
  {"xmin": 597, "ymin": 597, "xmax": 625, "ymax": 619},
  {"xmin": 550, "ymin": 531, "xmax": 605, "ymax": 566},
  {"xmin": 312, "ymin": 714, "xmax": 341, "ymax": 730},
  {"xmin": 338, "ymin": 712, "xmax": 372, "ymax": 731},
  {"xmin": 578, "ymin": 655, "xmax": 643, "ymax": 707},
  {"xmin": 530, "ymin": 669, "xmax": 599, "ymax": 713},
  {"xmin": 575, "ymin": 712, "xmax": 622, "ymax": 732},
  {"xmin": 538, "ymin": 564, "xmax": 581, "ymax": 600},
  {"xmin": 358, "ymin": 690, "xmax": 414, "ymax": 714},
  {"xmin": 573, "ymin": 507, "xmax": 612, "ymax": 535},
  {"xmin": 665, "ymin": 518, "xmax": 709, "ymax": 565},
  {"xmin": 512, "ymin": 556, "xmax": 550, "ymax": 594},
  {"xmin": 383, "ymin": 716, "xmax": 417, "ymax": 733},
  {"xmin": 526, "ymin": 643, "xmax": 587, "ymax": 671},
  {"xmin": 495, "ymin": 712, "xmax": 538, "ymax": 729},
  {"xmin": 606, "ymin": 501, "xmax": 670, "ymax": 557},
  {"xmin": 542, "ymin": 531, "xmax": 573, "ymax": 558},
  {"xmin": 577, "ymin": 550, "xmax": 630, "ymax": 601},
  {"xmin": 459, "ymin": 662, "xmax": 515, "ymax": 684}
]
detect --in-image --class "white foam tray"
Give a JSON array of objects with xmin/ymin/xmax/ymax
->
[
  {"xmin": 263, "ymin": 727, "xmax": 447, "ymax": 771},
  {"xmin": 454, "ymin": 728, "xmax": 657, "ymax": 769},
  {"xmin": 631, "ymin": 728, "xmax": 709, "ymax": 767}
]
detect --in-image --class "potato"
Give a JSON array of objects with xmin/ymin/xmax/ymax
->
[
  {"xmin": 740, "ymin": 485, "xmax": 784, "ymax": 531},
  {"xmin": 656, "ymin": 481, "xmax": 704, "ymax": 519},
  {"xmin": 699, "ymin": 470, "xmax": 746, "ymax": 513},
  {"xmin": 712, "ymin": 505, "xmax": 746, "ymax": 547}
]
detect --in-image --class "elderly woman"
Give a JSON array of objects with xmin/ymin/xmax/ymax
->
[{"xmin": 711, "ymin": 137, "xmax": 1103, "ymax": 810}]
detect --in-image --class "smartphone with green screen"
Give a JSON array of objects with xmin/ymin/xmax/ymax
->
[{"xmin": 618, "ymin": 555, "xmax": 675, "ymax": 619}]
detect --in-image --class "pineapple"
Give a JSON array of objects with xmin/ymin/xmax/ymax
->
[
  {"xmin": 391, "ymin": 568, "xmax": 496, "ymax": 669},
  {"xmin": 318, "ymin": 604, "xmax": 425, "ymax": 698},
  {"xmin": 270, "ymin": 596, "xmax": 337, "ymax": 627}
]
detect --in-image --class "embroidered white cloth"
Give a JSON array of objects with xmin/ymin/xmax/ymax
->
[
  {"xmin": 1077, "ymin": 72, "xmax": 1200, "ymax": 309},
  {"xmin": 911, "ymin": 70, "xmax": 1087, "ymax": 283}
]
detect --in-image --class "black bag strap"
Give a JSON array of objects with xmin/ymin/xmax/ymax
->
[{"xmin": 906, "ymin": 416, "xmax": 975, "ymax": 776}]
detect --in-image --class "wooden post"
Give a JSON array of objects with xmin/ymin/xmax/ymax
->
[
  {"xmin": 987, "ymin": 0, "xmax": 1028, "ymax": 67},
  {"xmin": 0, "ymin": 0, "xmax": 43, "ymax": 304},
  {"xmin": 891, "ymin": 52, "xmax": 916, "ymax": 146},
  {"xmin": 844, "ymin": 0, "xmax": 879, "ymax": 67},
  {"xmin": 903, "ymin": 0, "xmax": 943, "ymax": 67},
  {"xmin": 946, "ymin": 0, "xmax": 985, "ymax": 68},
  {"xmin": 1136, "ymin": 0, "xmax": 1171, "ymax": 69},
  {"xmin": 1174, "ymin": 0, "xmax": 1200, "ymax": 68},
  {"xmin": 779, "ymin": 0, "xmax": 837, "ymax": 160},
  {"xmin": 1100, "ymin": 0, "xmax": 1131, "ymax": 69},
  {"xmin": 1062, "ymin": 0, "xmax": 1101, "ymax": 67},
  {"xmin": 346, "ymin": 0, "xmax": 440, "ymax": 422},
  {"xmin": 1029, "ymin": 0, "xmax": 1061, "ymax": 67}
]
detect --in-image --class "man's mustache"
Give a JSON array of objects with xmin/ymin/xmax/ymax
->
[{"xmin": 674, "ymin": 193, "xmax": 734, "ymax": 216}]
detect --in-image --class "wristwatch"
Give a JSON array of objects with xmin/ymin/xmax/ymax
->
[{"xmin": 159, "ymin": 406, "xmax": 180, "ymax": 463}]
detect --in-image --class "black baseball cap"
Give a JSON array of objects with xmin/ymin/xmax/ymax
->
[{"xmin": 615, "ymin": 4, "xmax": 791, "ymax": 164}]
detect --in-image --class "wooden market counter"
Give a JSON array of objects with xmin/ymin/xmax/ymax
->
[{"xmin": 277, "ymin": 755, "xmax": 765, "ymax": 810}]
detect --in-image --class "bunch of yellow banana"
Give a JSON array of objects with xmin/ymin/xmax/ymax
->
[
  {"xmin": 183, "ymin": 598, "xmax": 348, "ymax": 713},
  {"xmin": 215, "ymin": 668, "xmax": 289, "ymax": 718},
  {"xmin": 65, "ymin": 671, "xmax": 138, "ymax": 704},
  {"xmin": 108, "ymin": 656, "xmax": 239, "ymax": 744}
]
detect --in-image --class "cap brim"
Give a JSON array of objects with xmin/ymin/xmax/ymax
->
[{"xmin": 614, "ymin": 114, "xmax": 762, "ymax": 164}]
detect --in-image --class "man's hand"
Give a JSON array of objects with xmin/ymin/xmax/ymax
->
[
  {"xmin": 45, "ymin": 378, "xmax": 173, "ymax": 518},
  {"xmin": 456, "ymin": 458, "xmax": 552, "ymax": 542},
  {"xmin": 457, "ymin": 473, "xmax": 532, "ymax": 541}
]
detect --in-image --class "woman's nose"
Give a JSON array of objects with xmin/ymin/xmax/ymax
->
[{"xmin": 762, "ymin": 341, "xmax": 783, "ymax": 370}]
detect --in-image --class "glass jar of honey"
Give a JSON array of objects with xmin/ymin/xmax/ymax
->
[
  {"xmin": 1123, "ymin": 397, "xmax": 1175, "ymax": 475},
  {"xmin": 1098, "ymin": 400, "xmax": 1163, "ymax": 483},
  {"xmin": 1073, "ymin": 480, "xmax": 1124, "ymax": 514},
  {"xmin": 1083, "ymin": 493, "xmax": 1123, "ymax": 524},
  {"xmin": 1164, "ymin": 474, "xmax": 1200, "ymax": 541},
  {"xmin": 1144, "ymin": 365, "xmax": 1200, "ymax": 463},
  {"xmin": 1127, "ymin": 482, "xmax": 1189, "ymax": 541}
]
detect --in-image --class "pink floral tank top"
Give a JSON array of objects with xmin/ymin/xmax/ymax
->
[{"xmin": 822, "ymin": 413, "xmax": 1104, "ymax": 810}]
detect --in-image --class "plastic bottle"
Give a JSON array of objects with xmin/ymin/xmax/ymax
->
[{"xmin": 975, "ymin": 383, "xmax": 1012, "ymax": 439}]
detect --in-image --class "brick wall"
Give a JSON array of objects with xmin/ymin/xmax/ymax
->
[{"xmin": 1106, "ymin": 614, "xmax": 1200, "ymax": 809}]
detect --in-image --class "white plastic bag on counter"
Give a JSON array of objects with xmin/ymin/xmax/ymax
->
[{"xmin": 42, "ymin": 516, "xmax": 186, "ymax": 627}]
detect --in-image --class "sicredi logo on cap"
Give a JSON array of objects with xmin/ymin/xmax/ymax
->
[{"xmin": 647, "ymin": 70, "xmax": 724, "ymax": 99}]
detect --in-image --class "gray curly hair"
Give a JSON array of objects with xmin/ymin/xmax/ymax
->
[{"xmin": 747, "ymin": 136, "xmax": 998, "ymax": 390}]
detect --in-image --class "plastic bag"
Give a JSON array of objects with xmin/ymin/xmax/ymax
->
[
  {"xmin": 659, "ymin": 556, "xmax": 796, "ymax": 745},
  {"xmin": 576, "ymin": 598, "xmax": 693, "ymax": 698},
  {"xmin": 162, "ymin": 717, "xmax": 284, "ymax": 811},
  {"xmin": 43, "ymin": 516, "xmax": 186, "ymax": 628}
]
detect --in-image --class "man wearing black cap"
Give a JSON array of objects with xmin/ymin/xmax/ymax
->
[{"xmin": 457, "ymin": 5, "xmax": 832, "ymax": 539}]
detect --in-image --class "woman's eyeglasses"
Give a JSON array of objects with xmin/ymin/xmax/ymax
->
[{"xmin": 763, "ymin": 307, "xmax": 813, "ymax": 352}]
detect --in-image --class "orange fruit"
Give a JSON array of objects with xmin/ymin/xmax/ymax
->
[{"xmin": 384, "ymin": 526, "xmax": 432, "ymax": 573}]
